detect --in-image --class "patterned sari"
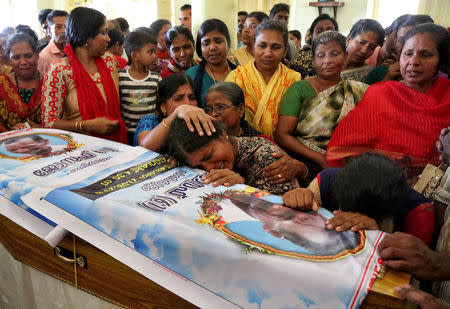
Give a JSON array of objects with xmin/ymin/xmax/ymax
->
[
  {"xmin": 0, "ymin": 74, "xmax": 42, "ymax": 132},
  {"xmin": 226, "ymin": 60, "xmax": 301, "ymax": 138},
  {"xmin": 326, "ymin": 77, "xmax": 450, "ymax": 175},
  {"xmin": 284, "ymin": 80, "xmax": 368, "ymax": 154}
]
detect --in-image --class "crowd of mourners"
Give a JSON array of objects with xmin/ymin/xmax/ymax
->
[{"xmin": 0, "ymin": 3, "xmax": 449, "ymax": 307}]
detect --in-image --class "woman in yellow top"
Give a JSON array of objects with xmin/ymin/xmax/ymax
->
[
  {"xmin": 232, "ymin": 11, "xmax": 268, "ymax": 66},
  {"xmin": 226, "ymin": 20, "xmax": 301, "ymax": 139}
]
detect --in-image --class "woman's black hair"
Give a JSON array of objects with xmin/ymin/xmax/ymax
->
[
  {"xmin": 333, "ymin": 153, "xmax": 409, "ymax": 222},
  {"xmin": 166, "ymin": 118, "xmax": 224, "ymax": 166},
  {"xmin": 134, "ymin": 27, "xmax": 156, "ymax": 36},
  {"xmin": 195, "ymin": 19, "xmax": 231, "ymax": 58},
  {"xmin": 115, "ymin": 17, "xmax": 129, "ymax": 33},
  {"xmin": 385, "ymin": 14, "xmax": 411, "ymax": 35},
  {"xmin": 254, "ymin": 20, "xmax": 288, "ymax": 47},
  {"xmin": 38, "ymin": 9, "xmax": 52, "ymax": 25},
  {"xmin": 309, "ymin": 14, "xmax": 339, "ymax": 36},
  {"xmin": 124, "ymin": 30, "xmax": 157, "ymax": 65},
  {"xmin": 156, "ymin": 74, "xmax": 195, "ymax": 121},
  {"xmin": 247, "ymin": 11, "xmax": 269, "ymax": 23},
  {"xmin": 348, "ymin": 19, "xmax": 385, "ymax": 46},
  {"xmin": 5, "ymin": 33, "xmax": 38, "ymax": 56},
  {"xmin": 107, "ymin": 29, "xmax": 124, "ymax": 49},
  {"xmin": 289, "ymin": 30, "xmax": 301, "ymax": 41},
  {"xmin": 402, "ymin": 23, "xmax": 449, "ymax": 74},
  {"xmin": 311, "ymin": 31, "xmax": 346, "ymax": 58},
  {"xmin": 14, "ymin": 25, "xmax": 38, "ymax": 44},
  {"xmin": 206, "ymin": 82, "xmax": 244, "ymax": 108},
  {"xmin": 150, "ymin": 19, "xmax": 171, "ymax": 35},
  {"xmin": 398, "ymin": 14, "xmax": 434, "ymax": 30},
  {"xmin": 165, "ymin": 26, "xmax": 194, "ymax": 49},
  {"xmin": 66, "ymin": 7, "xmax": 106, "ymax": 48}
]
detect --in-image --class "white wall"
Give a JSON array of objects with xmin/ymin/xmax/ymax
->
[{"xmin": 291, "ymin": 0, "xmax": 369, "ymax": 45}]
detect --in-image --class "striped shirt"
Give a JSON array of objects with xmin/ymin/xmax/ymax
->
[{"xmin": 119, "ymin": 68, "xmax": 161, "ymax": 133}]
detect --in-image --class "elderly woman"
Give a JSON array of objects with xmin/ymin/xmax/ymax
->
[
  {"xmin": 340, "ymin": 19, "xmax": 385, "ymax": 82},
  {"xmin": 135, "ymin": 74, "xmax": 214, "ymax": 149},
  {"xmin": 0, "ymin": 33, "xmax": 43, "ymax": 132},
  {"xmin": 291, "ymin": 14, "xmax": 338, "ymax": 77},
  {"xmin": 226, "ymin": 20, "xmax": 301, "ymax": 139},
  {"xmin": 41, "ymin": 7, "xmax": 127, "ymax": 143},
  {"xmin": 275, "ymin": 31, "xmax": 368, "ymax": 176},
  {"xmin": 160, "ymin": 26, "xmax": 198, "ymax": 78},
  {"xmin": 167, "ymin": 118, "xmax": 298, "ymax": 195},
  {"xmin": 327, "ymin": 23, "xmax": 450, "ymax": 177},
  {"xmin": 186, "ymin": 19, "xmax": 237, "ymax": 107},
  {"xmin": 204, "ymin": 81, "xmax": 308, "ymax": 184},
  {"xmin": 232, "ymin": 11, "xmax": 269, "ymax": 66}
]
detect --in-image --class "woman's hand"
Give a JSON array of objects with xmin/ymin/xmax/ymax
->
[
  {"xmin": 282, "ymin": 188, "xmax": 318, "ymax": 211},
  {"xmin": 173, "ymin": 105, "xmax": 216, "ymax": 136},
  {"xmin": 202, "ymin": 169, "xmax": 244, "ymax": 187},
  {"xmin": 264, "ymin": 151, "xmax": 308, "ymax": 183},
  {"xmin": 84, "ymin": 117, "xmax": 119, "ymax": 135},
  {"xmin": 326, "ymin": 210, "xmax": 378, "ymax": 232},
  {"xmin": 27, "ymin": 117, "xmax": 42, "ymax": 128},
  {"xmin": 383, "ymin": 62, "xmax": 401, "ymax": 81},
  {"xmin": 11, "ymin": 123, "xmax": 28, "ymax": 130}
]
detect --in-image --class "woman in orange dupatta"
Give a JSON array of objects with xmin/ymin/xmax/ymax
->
[
  {"xmin": 0, "ymin": 33, "xmax": 42, "ymax": 132},
  {"xmin": 41, "ymin": 7, "xmax": 127, "ymax": 143},
  {"xmin": 327, "ymin": 24, "xmax": 450, "ymax": 176},
  {"xmin": 226, "ymin": 20, "xmax": 301, "ymax": 139}
]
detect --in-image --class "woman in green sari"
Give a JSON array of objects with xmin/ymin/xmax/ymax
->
[{"xmin": 275, "ymin": 31, "xmax": 368, "ymax": 177}]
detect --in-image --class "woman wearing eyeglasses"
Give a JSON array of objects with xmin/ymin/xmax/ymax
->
[{"xmin": 204, "ymin": 82, "xmax": 308, "ymax": 185}]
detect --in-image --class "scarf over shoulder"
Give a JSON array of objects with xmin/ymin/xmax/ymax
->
[
  {"xmin": 326, "ymin": 77, "xmax": 450, "ymax": 175},
  {"xmin": 227, "ymin": 61, "xmax": 301, "ymax": 139}
]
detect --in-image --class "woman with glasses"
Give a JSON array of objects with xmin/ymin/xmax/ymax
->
[
  {"xmin": 232, "ymin": 11, "xmax": 269, "ymax": 66},
  {"xmin": 204, "ymin": 82, "xmax": 308, "ymax": 185}
]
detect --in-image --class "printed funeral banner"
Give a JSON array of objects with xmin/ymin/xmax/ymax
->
[
  {"xmin": 0, "ymin": 128, "xmax": 131, "ymax": 241},
  {"xmin": 23, "ymin": 146, "xmax": 385, "ymax": 308}
]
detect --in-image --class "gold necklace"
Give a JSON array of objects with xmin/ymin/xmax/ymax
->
[{"xmin": 206, "ymin": 62, "xmax": 230, "ymax": 83}]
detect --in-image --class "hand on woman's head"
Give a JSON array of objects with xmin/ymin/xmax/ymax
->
[{"xmin": 173, "ymin": 104, "xmax": 216, "ymax": 136}]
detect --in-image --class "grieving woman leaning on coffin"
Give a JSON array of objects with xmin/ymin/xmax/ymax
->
[
  {"xmin": 204, "ymin": 82, "xmax": 308, "ymax": 184},
  {"xmin": 275, "ymin": 31, "xmax": 368, "ymax": 178},
  {"xmin": 166, "ymin": 118, "xmax": 299, "ymax": 195}
]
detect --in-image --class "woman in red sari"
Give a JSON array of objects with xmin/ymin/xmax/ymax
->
[
  {"xmin": 326, "ymin": 24, "xmax": 450, "ymax": 176},
  {"xmin": 0, "ymin": 33, "xmax": 42, "ymax": 132},
  {"xmin": 41, "ymin": 7, "xmax": 127, "ymax": 143}
]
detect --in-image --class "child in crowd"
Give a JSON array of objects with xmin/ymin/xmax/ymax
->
[
  {"xmin": 119, "ymin": 30, "xmax": 161, "ymax": 144},
  {"xmin": 282, "ymin": 153, "xmax": 434, "ymax": 245},
  {"xmin": 107, "ymin": 29, "xmax": 127, "ymax": 70}
]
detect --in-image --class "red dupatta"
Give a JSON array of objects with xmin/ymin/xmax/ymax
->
[
  {"xmin": 326, "ymin": 77, "xmax": 450, "ymax": 175},
  {"xmin": 0, "ymin": 74, "xmax": 42, "ymax": 118},
  {"xmin": 64, "ymin": 44, "xmax": 127, "ymax": 143}
]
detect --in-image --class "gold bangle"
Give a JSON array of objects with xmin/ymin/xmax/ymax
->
[
  {"xmin": 162, "ymin": 118, "xmax": 170, "ymax": 129},
  {"xmin": 75, "ymin": 121, "xmax": 80, "ymax": 131},
  {"xmin": 79, "ymin": 120, "xmax": 84, "ymax": 132}
]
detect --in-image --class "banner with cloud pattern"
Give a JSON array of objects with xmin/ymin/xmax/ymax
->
[
  {"xmin": 0, "ymin": 128, "xmax": 131, "ymax": 240},
  {"xmin": 23, "ymin": 144, "xmax": 384, "ymax": 309}
]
